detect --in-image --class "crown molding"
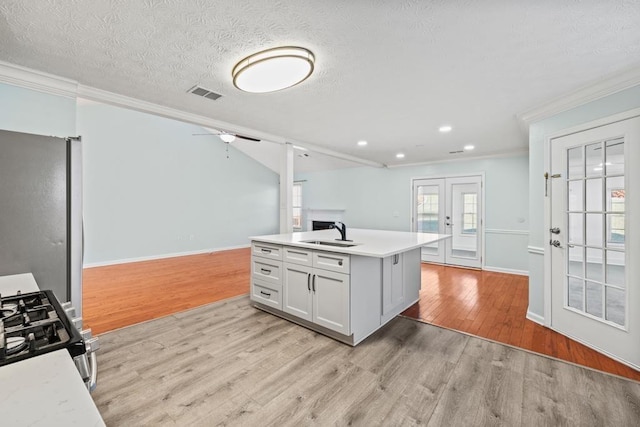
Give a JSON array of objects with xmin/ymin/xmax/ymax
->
[
  {"xmin": 517, "ymin": 66, "xmax": 640, "ymax": 126},
  {"xmin": 76, "ymin": 84, "xmax": 288, "ymax": 142},
  {"xmin": 0, "ymin": 60, "xmax": 78, "ymax": 98},
  {"xmin": 387, "ymin": 148, "xmax": 528, "ymax": 169},
  {"xmin": 77, "ymin": 85, "xmax": 385, "ymax": 168},
  {"xmin": 0, "ymin": 60, "xmax": 388, "ymax": 170}
]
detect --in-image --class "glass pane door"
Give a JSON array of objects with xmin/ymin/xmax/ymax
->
[
  {"xmin": 565, "ymin": 137, "xmax": 626, "ymax": 327},
  {"xmin": 413, "ymin": 179, "xmax": 445, "ymax": 263},
  {"xmin": 413, "ymin": 176, "xmax": 482, "ymax": 268}
]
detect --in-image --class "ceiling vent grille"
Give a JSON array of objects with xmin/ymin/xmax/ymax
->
[
  {"xmin": 449, "ymin": 150, "xmax": 464, "ymax": 154},
  {"xmin": 188, "ymin": 85, "xmax": 222, "ymax": 101}
]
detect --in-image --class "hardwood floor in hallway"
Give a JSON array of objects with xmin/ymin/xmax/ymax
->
[
  {"xmin": 401, "ymin": 263, "xmax": 640, "ymax": 381},
  {"xmin": 83, "ymin": 249, "xmax": 640, "ymax": 381}
]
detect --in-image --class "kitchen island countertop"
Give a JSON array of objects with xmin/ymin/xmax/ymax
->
[{"xmin": 250, "ymin": 228, "xmax": 449, "ymax": 258}]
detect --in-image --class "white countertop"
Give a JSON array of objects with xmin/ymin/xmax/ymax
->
[
  {"xmin": 0, "ymin": 273, "xmax": 106, "ymax": 427},
  {"xmin": 0, "ymin": 350, "xmax": 105, "ymax": 426},
  {"xmin": 0, "ymin": 272, "xmax": 39, "ymax": 294},
  {"xmin": 250, "ymin": 228, "xmax": 450, "ymax": 257}
]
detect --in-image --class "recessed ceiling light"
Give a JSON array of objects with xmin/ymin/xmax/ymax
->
[
  {"xmin": 396, "ymin": 153, "xmax": 405, "ymax": 159},
  {"xmin": 464, "ymin": 145, "xmax": 474, "ymax": 150},
  {"xmin": 439, "ymin": 125, "xmax": 453, "ymax": 133},
  {"xmin": 232, "ymin": 46, "xmax": 315, "ymax": 93},
  {"xmin": 357, "ymin": 140, "xmax": 368, "ymax": 146}
]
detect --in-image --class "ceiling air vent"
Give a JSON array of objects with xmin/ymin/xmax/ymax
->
[
  {"xmin": 188, "ymin": 85, "xmax": 222, "ymax": 101},
  {"xmin": 449, "ymin": 150, "xmax": 464, "ymax": 154}
]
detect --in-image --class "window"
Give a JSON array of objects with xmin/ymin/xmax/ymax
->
[
  {"xmin": 417, "ymin": 193, "xmax": 438, "ymax": 232},
  {"xmin": 608, "ymin": 189, "xmax": 625, "ymax": 244},
  {"xmin": 461, "ymin": 193, "xmax": 477, "ymax": 234},
  {"xmin": 293, "ymin": 183, "xmax": 302, "ymax": 230}
]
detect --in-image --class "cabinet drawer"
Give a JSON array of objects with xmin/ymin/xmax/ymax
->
[
  {"xmin": 252, "ymin": 259, "xmax": 283, "ymax": 285},
  {"xmin": 252, "ymin": 242, "xmax": 283, "ymax": 261},
  {"xmin": 251, "ymin": 280, "xmax": 282, "ymax": 309},
  {"xmin": 284, "ymin": 246, "xmax": 313, "ymax": 266},
  {"xmin": 313, "ymin": 251, "xmax": 350, "ymax": 274}
]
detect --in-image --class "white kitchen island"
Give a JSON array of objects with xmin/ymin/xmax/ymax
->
[{"xmin": 249, "ymin": 228, "xmax": 448, "ymax": 345}]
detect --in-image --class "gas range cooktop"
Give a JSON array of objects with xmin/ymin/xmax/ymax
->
[{"xmin": 0, "ymin": 290, "xmax": 85, "ymax": 366}]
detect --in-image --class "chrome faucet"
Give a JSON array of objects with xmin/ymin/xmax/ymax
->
[{"xmin": 330, "ymin": 222, "xmax": 348, "ymax": 241}]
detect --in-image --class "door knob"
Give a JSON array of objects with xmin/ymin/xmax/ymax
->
[
  {"xmin": 550, "ymin": 227, "xmax": 561, "ymax": 234},
  {"xmin": 550, "ymin": 239, "xmax": 563, "ymax": 248}
]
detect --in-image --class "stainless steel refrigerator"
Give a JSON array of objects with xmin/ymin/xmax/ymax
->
[{"xmin": 0, "ymin": 129, "xmax": 83, "ymax": 315}]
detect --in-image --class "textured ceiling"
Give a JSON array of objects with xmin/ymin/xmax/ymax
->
[{"xmin": 1, "ymin": 0, "xmax": 640, "ymax": 168}]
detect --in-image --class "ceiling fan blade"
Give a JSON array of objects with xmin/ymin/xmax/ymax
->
[{"xmin": 235, "ymin": 134, "xmax": 261, "ymax": 142}]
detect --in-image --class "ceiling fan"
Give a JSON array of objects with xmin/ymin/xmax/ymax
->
[{"xmin": 191, "ymin": 129, "xmax": 261, "ymax": 143}]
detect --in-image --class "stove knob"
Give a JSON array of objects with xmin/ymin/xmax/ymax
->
[
  {"xmin": 72, "ymin": 317, "xmax": 83, "ymax": 330},
  {"xmin": 64, "ymin": 306, "xmax": 76, "ymax": 319},
  {"xmin": 80, "ymin": 329, "xmax": 93, "ymax": 340},
  {"xmin": 85, "ymin": 337, "xmax": 100, "ymax": 353}
]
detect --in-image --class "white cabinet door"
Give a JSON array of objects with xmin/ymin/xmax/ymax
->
[
  {"xmin": 283, "ymin": 264, "xmax": 313, "ymax": 321},
  {"xmin": 313, "ymin": 269, "xmax": 350, "ymax": 335},
  {"xmin": 381, "ymin": 253, "xmax": 405, "ymax": 323}
]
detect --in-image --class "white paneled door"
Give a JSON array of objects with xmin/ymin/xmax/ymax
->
[
  {"xmin": 550, "ymin": 116, "xmax": 640, "ymax": 369},
  {"xmin": 413, "ymin": 176, "xmax": 482, "ymax": 268}
]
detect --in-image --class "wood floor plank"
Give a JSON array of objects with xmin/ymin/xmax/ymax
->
[
  {"xmin": 91, "ymin": 296, "xmax": 640, "ymax": 426},
  {"xmin": 83, "ymin": 250, "xmax": 640, "ymax": 383},
  {"xmin": 427, "ymin": 339, "xmax": 526, "ymax": 426},
  {"xmin": 82, "ymin": 248, "xmax": 251, "ymax": 335},
  {"xmin": 402, "ymin": 263, "xmax": 640, "ymax": 382}
]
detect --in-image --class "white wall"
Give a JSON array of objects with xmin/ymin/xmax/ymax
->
[
  {"xmin": 296, "ymin": 154, "xmax": 529, "ymax": 273},
  {"xmin": 0, "ymin": 82, "xmax": 76, "ymax": 136},
  {"xmin": 77, "ymin": 99, "xmax": 280, "ymax": 264},
  {"xmin": 0, "ymin": 81, "xmax": 280, "ymax": 265},
  {"xmin": 527, "ymin": 84, "xmax": 640, "ymax": 318}
]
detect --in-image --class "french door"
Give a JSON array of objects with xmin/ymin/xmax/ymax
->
[
  {"xmin": 412, "ymin": 175, "xmax": 482, "ymax": 268},
  {"xmin": 549, "ymin": 116, "xmax": 640, "ymax": 368}
]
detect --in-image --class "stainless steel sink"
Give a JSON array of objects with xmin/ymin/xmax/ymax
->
[{"xmin": 301, "ymin": 240, "xmax": 359, "ymax": 248}]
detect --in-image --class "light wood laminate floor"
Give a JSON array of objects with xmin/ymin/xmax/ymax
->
[
  {"xmin": 92, "ymin": 295, "xmax": 640, "ymax": 426},
  {"xmin": 83, "ymin": 249, "xmax": 640, "ymax": 381}
]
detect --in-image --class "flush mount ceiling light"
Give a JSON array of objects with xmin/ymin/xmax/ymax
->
[
  {"xmin": 357, "ymin": 140, "xmax": 368, "ymax": 147},
  {"xmin": 396, "ymin": 153, "xmax": 405, "ymax": 159},
  {"xmin": 232, "ymin": 47, "xmax": 315, "ymax": 93},
  {"xmin": 464, "ymin": 145, "xmax": 475, "ymax": 150},
  {"xmin": 439, "ymin": 125, "xmax": 453, "ymax": 133}
]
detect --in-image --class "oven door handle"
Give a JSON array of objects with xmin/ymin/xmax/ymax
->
[{"xmin": 88, "ymin": 351, "xmax": 98, "ymax": 392}]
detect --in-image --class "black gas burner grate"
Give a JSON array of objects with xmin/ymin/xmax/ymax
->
[{"xmin": 0, "ymin": 290, "xmax": 85, "ymax": 366}]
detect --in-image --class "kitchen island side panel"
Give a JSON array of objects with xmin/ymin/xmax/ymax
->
[{"xmin": 350, "ymin": 255, "xmax": 383, "ymax": 344}]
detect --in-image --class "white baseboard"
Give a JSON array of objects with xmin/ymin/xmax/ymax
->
[
  {"xmin": 526, "ymin": 309, "xmax": 546, "ymax": 326},
  {"xmin": 83, "ymin": 244, "xmax": 250, "ymax": 268},
  {"xmin": 483, "ymin": 265, "xmax": 529, "ymax": 276}
]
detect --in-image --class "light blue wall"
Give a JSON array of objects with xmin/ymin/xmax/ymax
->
[
  {"xmin": 0, "ymin": 83, "xmax": 76, "ymax": 136},
  {"xmin": 77, "ymin": 99, "xmax": 279, "ymax": 264},
  {"xmin": 528, "ymin": 84, "xmax": 640, "ymax": 317},
  {"xmin": 296, "ymin": 154, "xmax": 529, "ymax": 272}
]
